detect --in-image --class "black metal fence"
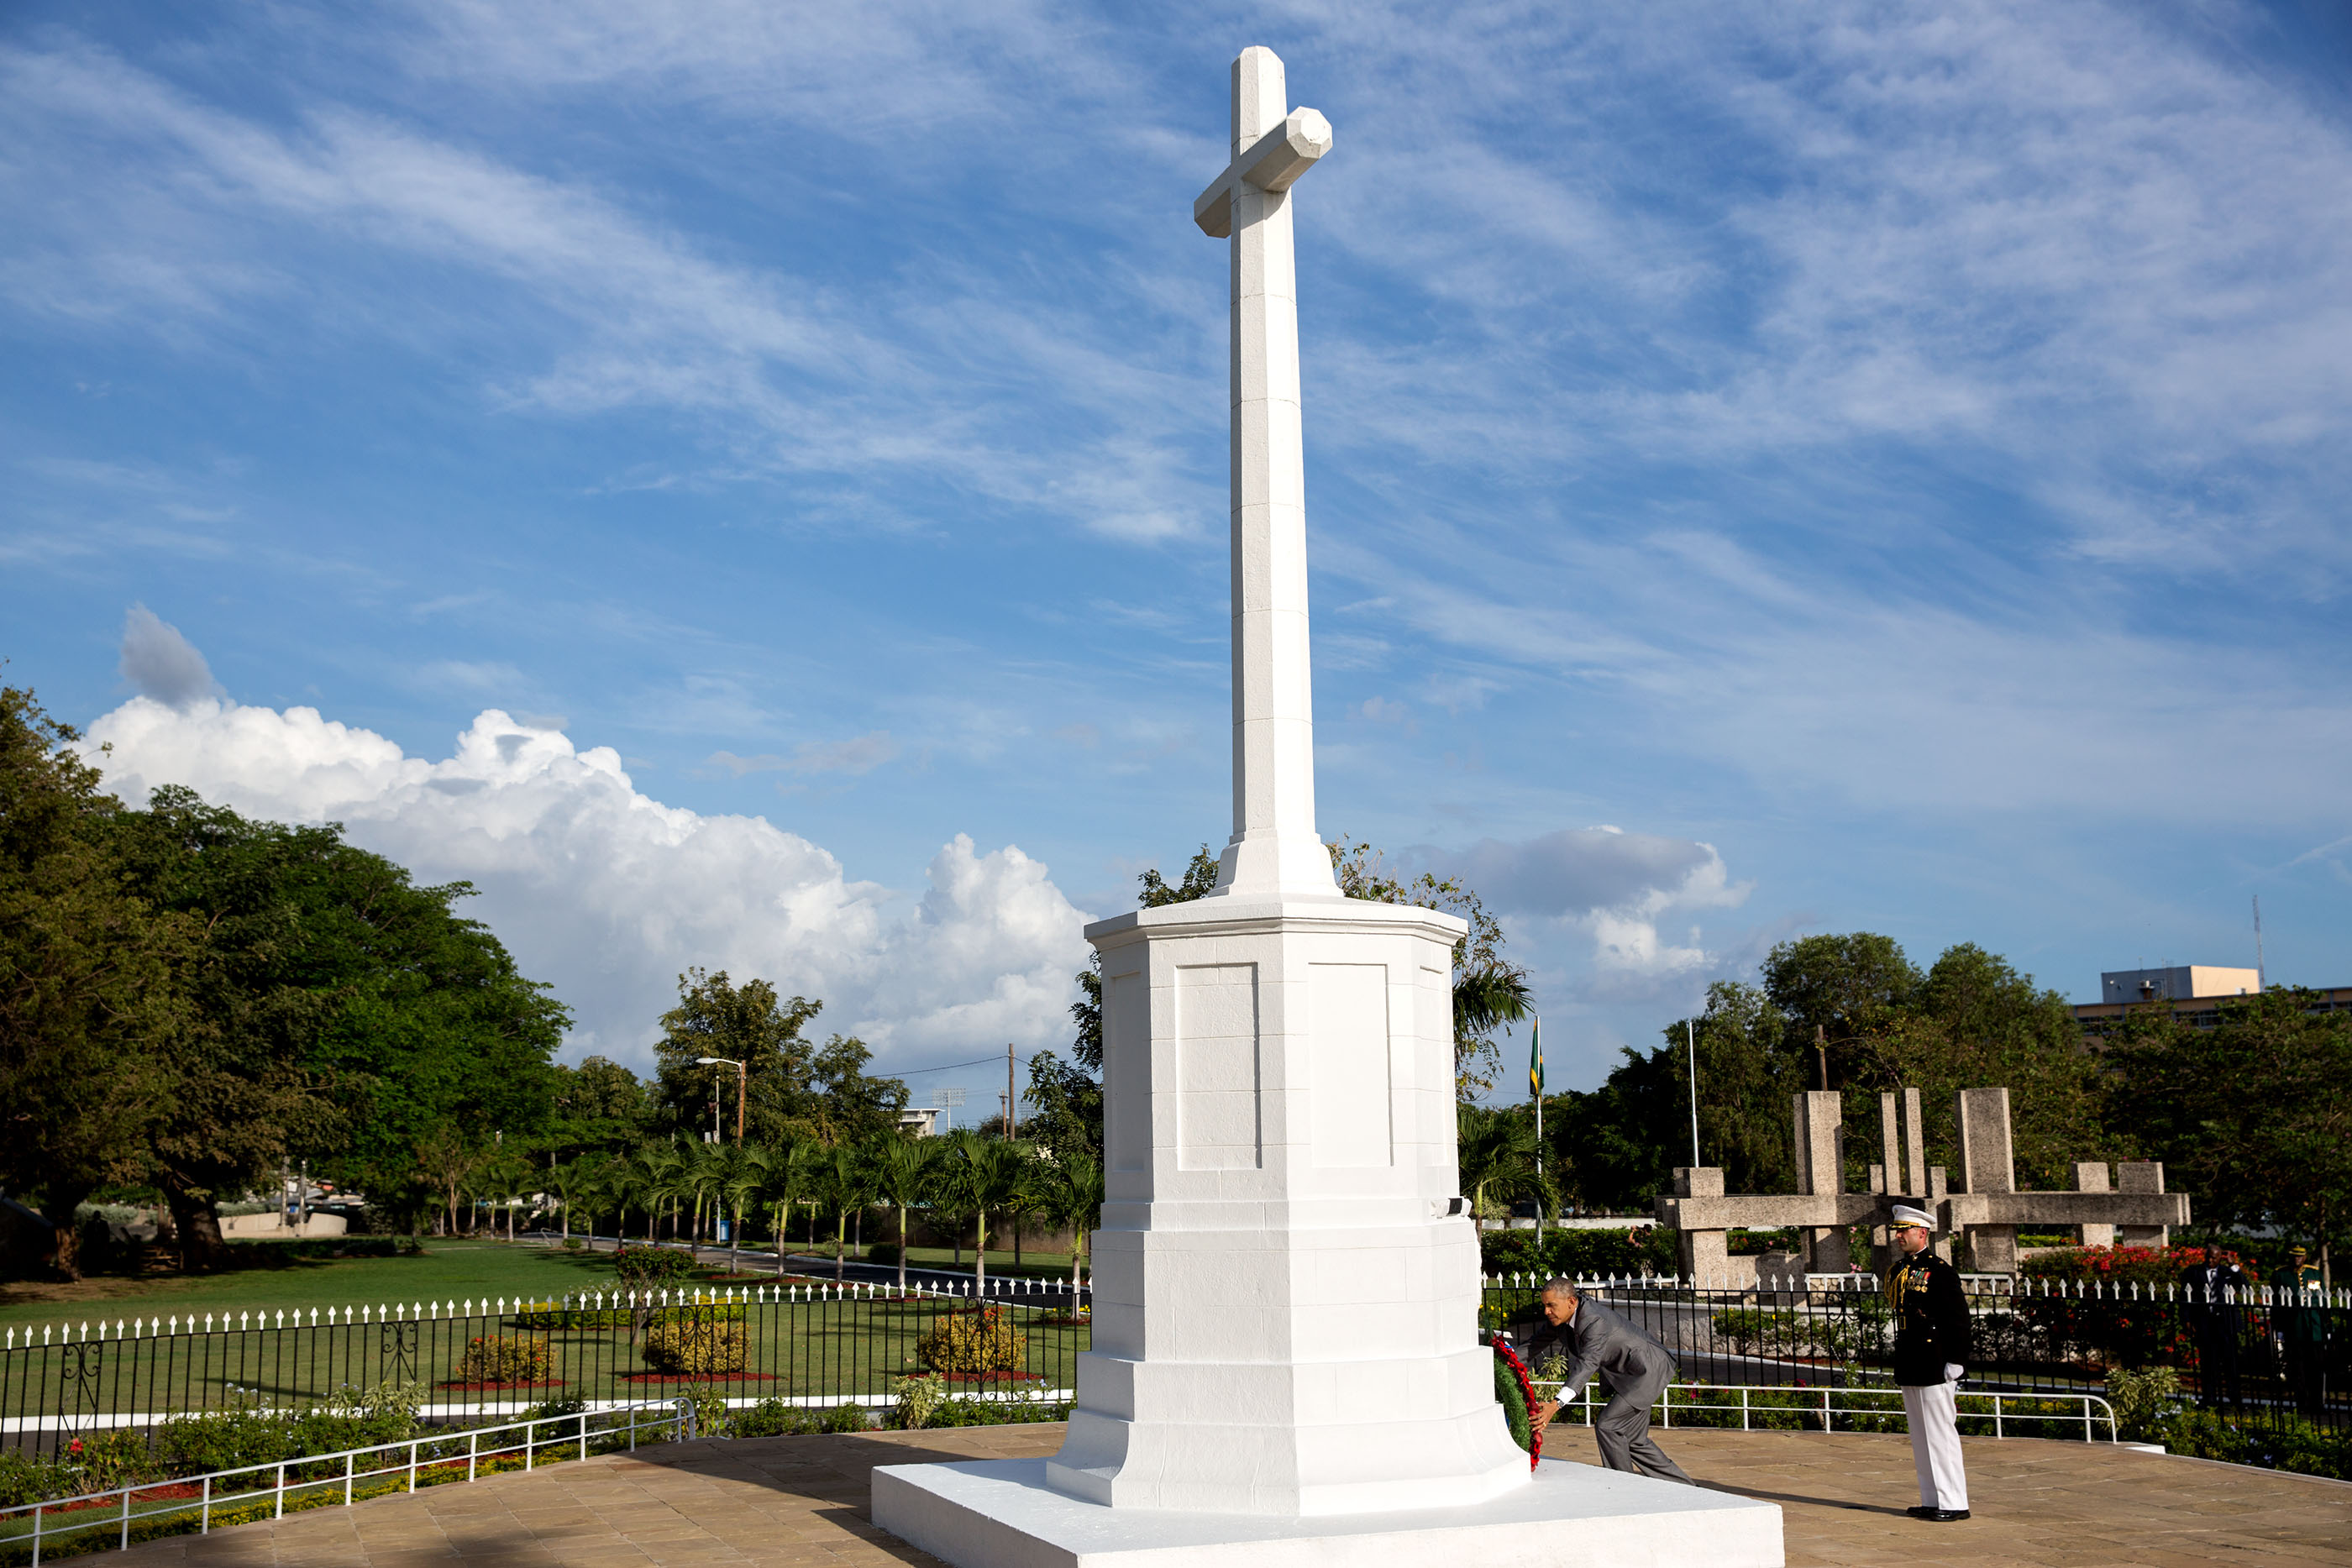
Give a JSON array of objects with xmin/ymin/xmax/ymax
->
[
  {"xmin": 1481, "ymin": 1272, "xmax": 2349, "ymax": 1438},
  {"xmin": 0, "ymin": 1279, "xmax": 1087, "ymax": 1459},
  {"xmin": 8, "ymin": 1269, "xmax": 2340, "ymax": 1460}
]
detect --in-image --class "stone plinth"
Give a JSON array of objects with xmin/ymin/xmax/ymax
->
[
  {"xmin": 875, "ymin": 1457, "xmax": 1784, "ymax": 1568},
  {"xmin": 1046, "ymin": 894, "xmax": 1525, "ymax": 1516}
]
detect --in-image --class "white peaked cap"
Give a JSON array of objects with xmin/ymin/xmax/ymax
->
[{"xmin": 1889, "ymin": 1204, "xmax": 1935, "ymax": 1229}]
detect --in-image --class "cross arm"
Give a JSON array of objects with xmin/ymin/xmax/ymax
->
[{"xmin": 1194, "ymin": 108, "xmax": 1334, "ymax": 238}]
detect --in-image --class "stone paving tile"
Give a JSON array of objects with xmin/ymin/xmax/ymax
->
[{"xmin": 115, "ymin": 1423, "xmax": 2348, "ymax": 1567}]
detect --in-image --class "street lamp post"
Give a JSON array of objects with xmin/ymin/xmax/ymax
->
[{"xmin": 695, "ymin": 1057, "xmax": 747, "ymax": 1144}]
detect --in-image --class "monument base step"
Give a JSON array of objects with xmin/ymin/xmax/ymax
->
[{"xmin": 872, "ymin": 1455, "xmax": 1783, "ymax": 1568}]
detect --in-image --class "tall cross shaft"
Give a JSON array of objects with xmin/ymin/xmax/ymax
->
[{"xmin": 1194, "ymin": 47, "xmax": 1337, "ymax": 899}]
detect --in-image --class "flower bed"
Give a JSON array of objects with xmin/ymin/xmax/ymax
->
[{"xmin": 617, "ymin": 1371, "xmax": 780, "ymax": 1384}]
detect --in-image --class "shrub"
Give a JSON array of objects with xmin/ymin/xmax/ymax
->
[
  {"xmin": 916, "ymin": 1306, "xmax": 1026, "ymax": 1375},
  {"xmin": 895, "ymin": 1375, "xmax": 948, "ymax": 1430},
  {"xmin": 2104, "ymin": 1366, "xmax": 2183, "ymax": 1442},
  {"xmin": 1478, "ymin": 1226, "xmax": 1677, "ymax": 1280},
  {"xmin": 865, "ymin": 1242, "xmax": 900, "ymax": 1265},
  {"xmin": 642, "ymin": 1314, "xmax": 749, "ymax": 1376},
  {"xmin": 614, "ymin": 1245, "xmax": 700, "ymax": 1291},
  {"xmin": 733, "ymin": 1399, "xmax": 874, "ymax": 1438},
  {"xmin": 562, "ymin": 1237, "xmax": 585, "ymax": 1251},
  {"xmin": 455, "ymin": 1335, "xmax": 558, "ymax": 1383}
]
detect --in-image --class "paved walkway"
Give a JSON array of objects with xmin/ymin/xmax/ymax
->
[{"xmin": 121, "ymin": 1423, "xmax": 2349, "ymax": 1568}]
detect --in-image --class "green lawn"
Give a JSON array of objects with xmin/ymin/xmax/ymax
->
[
  {"xmin": 0, "ymin": 1241, "xmax": 627, "ymax": 1333},
  {"xmin": 1, "ymin": 1237, "xmax": 1091, "ymax": 1335}
]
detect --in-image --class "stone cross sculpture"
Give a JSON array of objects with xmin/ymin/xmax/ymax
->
[
  {"xmin": 871, "ymin": 47, "xmax": 1785, "ymax": 1566},
  {"xmin": 1039, "ymin": 46, "xmax": 1530, "ymax": 1517}
]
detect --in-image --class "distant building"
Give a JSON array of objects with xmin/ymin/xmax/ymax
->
[
  {"xmin": 2075, "ymin": 966, "xmax": 2350, "ymax": 1037},
  {"xmin": 899, "ymin": 1106, "xmax": 949, "ymax": 1137},
  {"xmin": 2097, "ymin": 966, "xmax": 2260, "ymax": 1004}
]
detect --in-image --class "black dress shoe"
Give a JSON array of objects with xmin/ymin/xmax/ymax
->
[
  {"xmin": 1926, "ymin": 1508, "xmax": 1970, "ymax": 1522},
  {"xmin": 1905, "ymin": 1507, "xmax": 1937, "ymax": 1519}
]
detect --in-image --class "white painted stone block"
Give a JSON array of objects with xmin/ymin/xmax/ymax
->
[{"xmin": 874, "ymin": 1458, "xmax": 1784, "ymax": 1568}]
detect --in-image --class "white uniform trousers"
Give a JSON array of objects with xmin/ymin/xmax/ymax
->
[{"xmin": 1900, "ymin": 1380, "xmax": 1968, "ymax": 1510}]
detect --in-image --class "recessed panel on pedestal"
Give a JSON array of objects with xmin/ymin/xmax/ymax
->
[
  {"xmin": 1179, "ymin": 962, "xmax": 1263, "ymax": 1170},
  {"xmin": 1105, "ymin": 965, "xmax": 1148, "ymax": 1173},
  {"xmin": 1309, "ymin": 962, "xmax": 1392, "ymax": 1168}
]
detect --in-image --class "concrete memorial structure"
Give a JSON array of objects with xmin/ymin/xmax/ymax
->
[
  {"xmin": 1656, "ymin": 1087, "xmax": 2189, "ymax": 1282},
  {"xmin": 873, "ymin": 45, "xmax": 1782, "ymax": 1568}
]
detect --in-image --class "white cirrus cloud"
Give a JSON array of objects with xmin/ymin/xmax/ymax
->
[{"xmin": 82, "ymin": 696, "xmax": 1092, "ymax": 1071}]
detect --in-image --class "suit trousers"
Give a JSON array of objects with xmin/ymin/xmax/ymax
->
[
  {"xmin": 1593, "ymin": 1366, "xmax": 1694, "ymax": 1485},
  {"xmin": 1900, "ymin": 1381, "xmax": 1968, "ymax": 1510}
]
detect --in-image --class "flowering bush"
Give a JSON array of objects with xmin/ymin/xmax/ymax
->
[
  {"xmin": 916, "ymin": 1307, "xmax": 1026, "ymax": 1376},
  {"xmin": 455, "ymin": 1335, "xmax": 558, "ymax": 1384},
  {"xmin": 2021, "ymin": 1245, "xmax": 2260, "ymax": 1287}
]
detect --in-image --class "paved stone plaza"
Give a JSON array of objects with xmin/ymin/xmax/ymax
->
[{"xmin": 117, "ymin": 1424, "xmax": 2347, "ymax": 1568}]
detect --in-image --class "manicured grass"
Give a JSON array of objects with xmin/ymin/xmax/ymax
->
[{"xmin": 0, "ymin": 1241, "xmax": 626, "ymax": 1333}]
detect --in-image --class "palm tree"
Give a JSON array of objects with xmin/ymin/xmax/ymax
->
[
  {"xmin": 542, "ymin": 1155, "xmax": 595, "ymax": 1245},
  {"xmin": 1454, "ymin": 962, "xmax": 1534, "ymax": 1042},
  {"xmin": 939, "ymin": 1131, "xmax": 1031, "ymax": 1295},
  {"xmin": 1032, "ymin": 1153, "xmax": 1105, "ymax": 1296},
  {"xmin": 1456, "ymin": 1104, "xmax": 1554, "ymax": 1222},
  {"xmin": 743, "ymin": 1135, "xmax": 816, "ymax": 1277},
  {"xmin": 813, "ymin": 1141, "xmax": 879, "ymax": 1282},
  {"xmin": 864, "ymin": 1132, "xmax": 934, "ymax": 1294},
  {"xmin": 626, "ymin": 1145, "xmax": 687, "ymax": 1245}
]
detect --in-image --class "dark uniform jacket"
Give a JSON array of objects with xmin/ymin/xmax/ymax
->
[
  {"xmin": 2181, "ymin": 1261, "xmax": 2248, "ymax": 1324},
  {"xmin": 1506, "ymin": 1298, "xmax": 1677, "ymax": 1401},
  {"xmin": 1886, "ymin": 1249, "xmax": 1971, "ymax": 1387}
]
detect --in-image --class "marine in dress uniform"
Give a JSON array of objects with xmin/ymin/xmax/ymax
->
[{"xmin": 1887, "ymin": 1203, "xmax": 1971, "ymax": 1522}]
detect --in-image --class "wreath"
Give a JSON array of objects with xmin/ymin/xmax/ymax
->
[{"xmin": 1492, "ymin": 1340, "xmax": 1542, "ymax": 1469}]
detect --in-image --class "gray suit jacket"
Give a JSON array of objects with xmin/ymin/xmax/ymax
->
[{"xmin": 1516, "ymin": 1299, "xmax": 1677, "ymax": 1401}]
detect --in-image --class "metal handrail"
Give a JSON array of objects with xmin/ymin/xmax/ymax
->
[
  {"xmin": 0, "ymin": 1399, "xmax": 691, "ymax": 1565},
  {"xmin": 1532, "ymin": 1378, "xmax": 2119, "ymax": 1443}
]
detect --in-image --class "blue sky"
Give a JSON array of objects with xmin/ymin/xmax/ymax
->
[{"xmin": 6, "ymin": 2, "xmax": 2349, "ymax": 1114}]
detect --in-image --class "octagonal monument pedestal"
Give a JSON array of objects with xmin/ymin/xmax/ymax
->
[{"xmin": 873, "ymin": 897, "xmax": 1782, "ymax": 1568}]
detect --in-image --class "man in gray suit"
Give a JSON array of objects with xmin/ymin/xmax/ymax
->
[{"xmin": 1510, "ymin": 1277, "xmax": 1694, "ymax": 1484}]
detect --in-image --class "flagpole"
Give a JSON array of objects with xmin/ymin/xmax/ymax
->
[
  {"xmin": 1531, "ymin": 1015, "xmax": 1544, "ymax": 1243},
  {"xmin": 1686, "ymin": 1015, "xmax": 1701, "ymax": 1168}
]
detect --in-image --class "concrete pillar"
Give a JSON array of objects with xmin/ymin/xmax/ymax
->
[
  {"xmin": 1791, "ymin": 1091, "xmax": 1847, "ymax": 1274},
  {"xmin": 1902, "ymin": 1088, "xmax": 1928, "ymax": 1199},
  {"xmin": 2073, "ymin": 1162, "xmax": 2114, "ymax": 1248},
  {"xmin": 1954, "ymin": 1088, "xmax": 2018, "ymax": 1274},
  {"xmin": 2117, "ymin": 1162, "xmax": 2168, "ymax": 1248},
  {"xmin": 1927, "ymin": 1166, "xmax": 1953, "ymax": 1264},
  {"xmin": 1671, "ymin": 1167, "xmax": 1727, "ymax": 1283}
]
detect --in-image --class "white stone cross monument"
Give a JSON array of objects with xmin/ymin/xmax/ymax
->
[{"xmin": 872, "ymin": 46, "xmax": 1782, "ymax": 1568}]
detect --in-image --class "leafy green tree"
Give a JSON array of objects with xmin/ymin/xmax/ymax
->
[
  {"xmin": 549, "ymin": 1057, "xmax": 653, "ymax": 1156},
  {"xmin": 811, "ymin": 1141, "xmax": 879, "ymax": 1281},
  {"xmin": 0, "ymin": 685, "xmax": 183, "ymax": 1277},
  {"xmin": 113, "ymin": 787, "xmax": 568, "ymax": 1256},
  {"xmin": 1022, "ymin": 1049, "xmax": 1102, "ymax": 1167},
  {"xmin": 654, "ymin": 969, "xmax": 907, "ymax": 1146},
  {"xmin": 1032, "ymin": 1151, "xmax": 1104, "ymax": 1293},
  {"xmin": 2107, "ymin": 989, "xmax": 2351, "ymax": 1277},
  {"xmin": 1760, "ymin": 932, "xmax": 1919, "ymax": 1087}
]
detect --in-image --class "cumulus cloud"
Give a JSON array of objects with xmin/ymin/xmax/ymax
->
[
  {"xmin": 83, "ymin": 697, "xmax": 1091, "ymax": 1069},
  {"xmin": 1415, "ymin": 826, "xmax": 1751, "ymax": 1003},
  {"xmin": 118, "ymin": 605, "xmax": 220, "ymax": 709}
]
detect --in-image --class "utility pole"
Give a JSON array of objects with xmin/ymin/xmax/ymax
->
[
  {"xmin": 2255, "ymin": 894, "xmax": 2266, "ymax": 989},
  {"xmin": 1006, "ymin": 1042, "xmax": 1017, "ymax": 1140},
  {"xmin": 1814, "ymin": 1025, "xmax": 1830, "ymax": 1092}
]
